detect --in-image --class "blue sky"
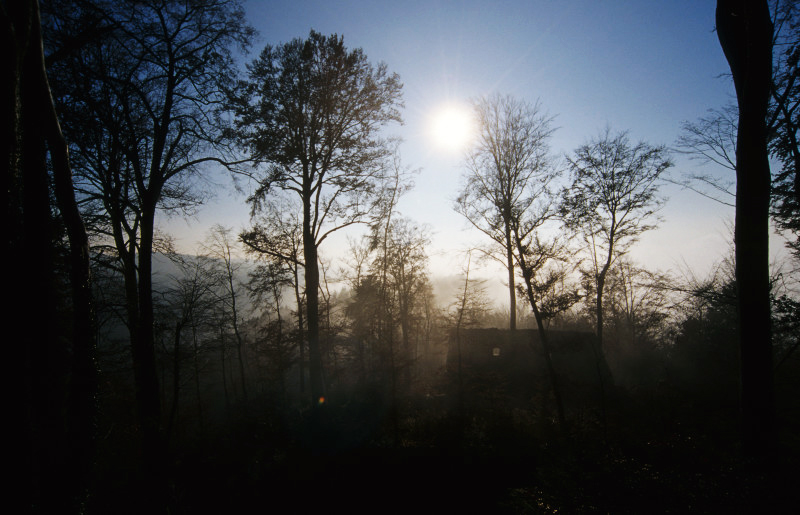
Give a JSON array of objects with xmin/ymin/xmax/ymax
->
[{"xmin": 164, "ymin": 0, "xmax": 755, "ymax": 296}]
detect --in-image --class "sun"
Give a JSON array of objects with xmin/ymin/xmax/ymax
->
[{"xmin": 428, "ymin": 103, "xmax": 475, "ymax": 153}]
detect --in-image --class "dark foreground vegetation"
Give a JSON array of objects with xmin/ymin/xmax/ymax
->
[
  {"xmin": 82, "ymin": 323, "xmax": 800, "ymax": 513},
  {"xmin": 84, "ymin": 349, "xmax": 800, "ymax": 514}
]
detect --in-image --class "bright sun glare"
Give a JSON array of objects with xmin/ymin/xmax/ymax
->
[{"xmin": 429, "ymin": 103, "xmax": 475, "ymax": 153}]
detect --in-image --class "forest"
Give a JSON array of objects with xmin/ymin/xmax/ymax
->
[{"xmin": 6, "ymin": 0, "xmax": 800, "ymax": 513}]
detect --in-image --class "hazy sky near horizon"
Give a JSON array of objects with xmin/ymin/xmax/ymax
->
[{"xmin": 162, "ymin": 0, "xmax": 770, "ymax": 298}]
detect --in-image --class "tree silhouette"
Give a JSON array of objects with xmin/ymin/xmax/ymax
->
[
  {"xmin": 5, "ymin": 1, "xmax": 97, "ymax": 511},
  {"xmin": 449, "ymin": 251, "xmax": 491, "ymax": 418},
  {"xmin": 769, "ymin": 0, "xmax": 800, "ymax": 257},
  {"xmin": 674, "ymin": 103, "xmax": 737, "ymax": 206},
  {"xmin": 716, "ymin": 0, "xmax": 775, "ymax": 460},
  {"xmin": 241, "ymin": 198, "xmax": 308, "ymax": 393},
  {"xmin": 677, "ymin": 2, "xmax": 799, "ymax": 256},
  {"xmin": 230, "ymin": 30, "xmax": 403, "ymax": 408},
  {"xmin": 43, "ymin": 0, "xmax": 253, "ymax": 503},
  {"xmin": 561, "ymin": 128, "xmax": 672, "ymax": 362},
  {"xmin": 456, "ymin": 94, "xmax": 556, "ymax": 331},
  {"xmin": 163, "ymin": 253, "xmax": 219, "ymax": 442},
  {"xmin": 203, "ymin": 225, "xmax": 249, "ymax": 406}
]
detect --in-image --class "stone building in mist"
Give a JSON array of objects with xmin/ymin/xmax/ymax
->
[{"xmin": 446, "ymin": 328, "xmax": 601, "ymax": 411}]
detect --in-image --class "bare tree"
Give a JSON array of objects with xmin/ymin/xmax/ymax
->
[
  {"xmin": 240, "ymin": 198, "xmax": 307, "ymax": 393},
  {"xmin": 163, "ymin": 254, "xmax": 218, "ymax": 442},
  {"xmin": 203, "ymin": 225, "xmax": 248, "ymax": 405},
  {"xmin": 455, "ymin": 94, "xmax": 556, "ymax": 330},
  {"xmin": 452, "ymin": 93, "xmax": 572, "ymax": 427},
  {"xmin": 604, "ymin": 259, "xmax": 674, "ymax": 351},
  {"xmin": 561, "ymin": 128, "xmax": 672, "ymax": 359},
  {"xmin": 677, "ymin": 2, "xmax": 799, "ymax": 255},
  {"xmin": 769, "ymin": 0, "xmax": 800, "ymax": 256},
  {"xmin": 511, "ymin": 230, "xmax": 573, "ymax": 429},
  {"xmin": 230, "ymin": 30, "xmax": 403, "ymax": 407},
  {"xmin": 449, "ymin": 251, "xmax": 491, "ymax": 416},
  {"xmin": 360, "ymin": 150, "xmax": 421, "ymax": 394},
  {"xmin": 386, "ymin": 218, "xmax": 431, "ymax": 387},
  {"xmin": 248, "ymin": 260, "xmax": 294, "ymax": 403},
  {"xmin": 43, "ymin": 0, "xmax": 253, "ymax": 499},
  {"xmin": 674, "ymin": 104, "xmax": 737, "ymax": 206}
]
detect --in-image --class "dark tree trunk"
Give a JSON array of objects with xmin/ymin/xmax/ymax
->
[
  {"xmin": 595, "ymin": 235, "xmax": 615, "ymax": 356},
  {"xmin": 521, "ymin": 274, "xmax": 566, "ymax": 430},
  {"xmin": 220, "ymin": 324, "xmax": 231, "ymax": 418},
  {"xmin": 596, "ymin": 271, "xmax": 606, "ymax": 349},
  {"xmin": 293, "ymin": 265, "xmax": 306, "ymax": 394},
  {"xmin": 230, "ymin": 288, "xmax": 248, "ymax": 406},
  {"xmin": 224, "ymin": 259, "xmax": 248, "ymax": 406},
  {"xmin": 6, "ymin": 2, "xmax": 97, "ymax": 511},
  {"xmin": 168, "ymin": 321, "xmax": 183, "ymax": 443},
  {"xmin": 513, "ymin": 233, "xmax": 566, "ymax": 429},
  {"xmin": 44, "ymin": 46, "xmax": 97, "ymax": 515},
  {"xmin": 506, "ymin": 230, "xmax": 517, "ymax": 330},
  {"xmin": 131, "ymin": 205, "xmax": 167, "ymax": 509},
  {"xmin": 593, "ymin": 263, "xmax": 611, "ymax": 432},
  {"xmin": 303, "ymin": 230, "xmax": 324, "ymax": 405},
  {"xmin": 192, "ymin": 323, "xmax": 204, "ymax": 430},
  {"xmin": 716, "ymin": 0, "xmax": 775, "ymax": 460},
  {"xmin": 21, "ymin": 22, "xmax": 67, "ymax": 512},
  {"xmin": 400, "ymin": 293, "xmax": 412, "ymax": 389}
]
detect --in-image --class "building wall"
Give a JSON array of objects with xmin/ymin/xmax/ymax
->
[{"xmin": 446, "ymin": 328, "xmax": 600, "ymax": 410}]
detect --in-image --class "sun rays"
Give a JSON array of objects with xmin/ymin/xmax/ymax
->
[{"xmin": 428, "ymin": 102, "xmax": 476, "ymax": 153}]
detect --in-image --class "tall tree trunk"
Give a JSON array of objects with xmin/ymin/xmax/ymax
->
[
  {"xmin": 513, "ymin": 233, "xmax": 566, "ymax": 429},
  {"xmin": 717, "ymin": 0, "xmax": 774, "ymax": 461},
  {"xmin": 595, "ymin": 236, "xmax": 614, "ymax": 356},
  {"xmin": 44, "ymin": 42, "xmax": 97, "ymax": 515},
  {"xmin": 227, "ymin": 267, "xmax": 248, "ymax": 406},
  {"xmin": 591, "ymin": 241, "xmax": 616, "ymax": 432},
  {"xmin": 596, "ymin": 270, "xmax": 606, "ymax": 350},
  {"xmin": 506, "ymin": 230, "xmax": 517, "ymax": 330},
  {"xmin": 21, "ymin": 13, "xmax": 67, "ymax": 511},
  {"xmin": 192, "ymin": 322, "xmax": 204, "ymax": 430},
  {"xmin": 132, "ymin": 204, "xmax": 166, "ymax": 509},
  {"xmin": 220, "ymin": 323, "xmax": 230, "ymax": 419},
  {"xmin": 293, "ymin": 265, "xmax": 306, "ymax": 395},
  {"xmin": 8, "ymin": 2, "xmax": 97, "ymax": 510},
  {"xmin": 167, "ymin": 321, "xmax": 182, "ymax": 443},
  {"xmin": 454, "ymin": 252, "xmax": 475, "ymax": 424},
  {"xmin": 303, "ymin": 232, "xmax": 324, "ymax": 405},
  {"xmin": 400, "ymin": 292, "xmax": 412, "ymax": 389},
  {"xmin": 273, "ymin": 291, "xmax": 288, "ymax": 405},
  {"xmin": 378, "ymin": 195, "xmax": 400, "ymax": 444},
  {"xmin": 593, "ymin": 264, "xmax": 611, "ymax": 434}
]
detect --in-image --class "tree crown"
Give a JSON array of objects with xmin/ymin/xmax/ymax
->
[
  {"xmin": 232, "ymin": 30, "xmax": 403, "ymax": 209},
  {"xmin": 456, "ymin": 94, "xmax": 558, "ymax": 249},
  {"xmin": 562, "ymin": 128, "xmax": 672, "ymax": 256}
]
